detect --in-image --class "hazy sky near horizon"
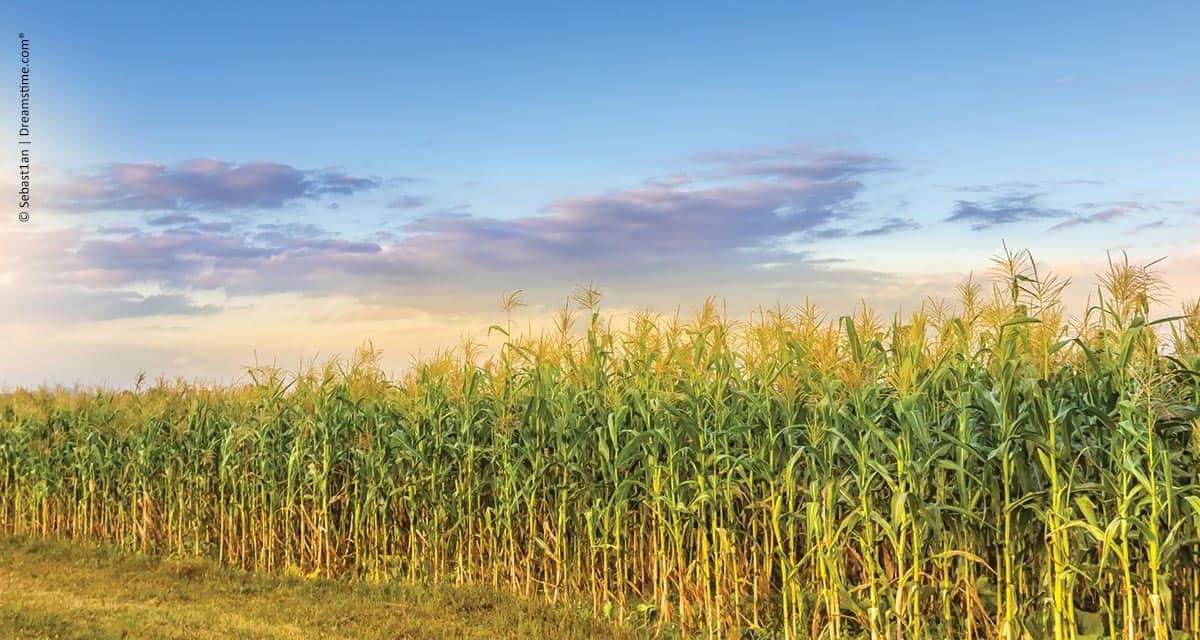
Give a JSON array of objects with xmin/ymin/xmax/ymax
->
[{"xmin": 2, "ymin": 2, "xmax": 1199, "ymax": 386}]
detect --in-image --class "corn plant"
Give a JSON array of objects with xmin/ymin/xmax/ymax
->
[{"xmin": 2, "ymin": 250, "xmax": 1199, "ymax": 638}]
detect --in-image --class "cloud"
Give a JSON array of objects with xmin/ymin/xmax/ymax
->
[
  {"xmin": 0, "ymin": 229, "xmax": 214, "ymax": 323},
  {"xmin": 1048, "ymin": 203, "xmax": 1144, "ymax": 231},
  {"xmin": 388, "ymin": 196, "xmax": 425, "ymax": 209},
  {"xmin": 252, "ymin": 223, "xmax": 382, "ymax": 255},
  {"xmin": 816, "ymin": 217, "xmax": 920, "ymax": 239},
  {"xmin": 645, "ymin": 174, "xmax": 691, "ymax": 188},
  {"xmin": 58, "ymin": 224, "xmax": 380, "ymax": 291},
  {"xmin": 308, "ymin": 170, "xmax": 379, "ymax": 196},
  {"xmin": 952, "ymin": 181, "xmax": 1042, "ymax": 194},
  {"xmin": 96, "ymin": 224, "xmax": 141, "ymax": 235},
  {"xmin": 697, "ymin": 147, "xmax": 896, "ymax": 181},
  {"xmin": 397, "ymin": 178, "xmax": 872, "ymax": 272},
  {"xmin": 952, "ymin": 179, "xmax": 1107, "ymax": 193},
  {"xmin": 89, "ymin": 293, "xmax": 221, "ymax": 320},
  {"xmin": 10, "ymin": 146, "xmax": 909, "ymax": 313},
  {"xmin": 148, "ymin": 212, "xmax": 200, "ymax": 226},
  {"xmin": 1043, "ymin": 200, "xmax": 1184, "ymax": 232},
  {"xmin": 942, "ymin": 179, "xmax": 1191, "ymax": 233},
  {"xmin": 50, "ymin": 159, "xmax": 379, "ymax": 212},
  {"xmin": 1129, "ymin": 218, "xmax": 1169, "ymax": 233},
  {"xmin": 945, "ymin": 193, "xmax": 1071, "ymax": 230}
]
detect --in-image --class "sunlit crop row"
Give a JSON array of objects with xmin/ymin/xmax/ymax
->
[{"xmin": 2, "ymin": 249, "xmax": 1198, "ymax": 638}]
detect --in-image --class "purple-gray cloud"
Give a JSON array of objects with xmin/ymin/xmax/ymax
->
[
  {"xmin": 92, "ymin": 293, "xmax": 220, "ymax": 320},
  {"xmin": 252, "ymin": 223, "xmax": 382, "ymax": 255},
  {"xmin": 19, "ymin": 147, "xmax": 909, "ymax": 313},
  {"xmin": 51, "ymin": 159, "xmax": 379, "ymax": 212},
  {"xmin": 396, "ymin": 174, "xmax": 883, "ymax": 272},
  {"xmin": 1129, "ymin": 218, "xmax": 1169, "ymax": 233},
  {"xmin": 697, "ymin": 147, "xmax": 896, "ymax": 182},
  {"xmin": 1048, "ymin": 203, "xmax": 1141, "ymax": 231},
  {"xmin": 195, "ymin": 221, "xmax": 235, "ymax": 233},
  {"xmin": 645, "ymin": 174, "xmax": 691, "ymax": 188},
  {"xmin": 388, "ymin": 196, "xmax": 425, "ymax": 209},
  {"xmin": 63, "ymin": 224, "xmax": 381, "ymax": 291},
  {"xmin": 948, "ymin": 190, "xmax": 1181, "ymax": 232},
  {"xmin": 148, "ymin": 212, "xmax": 200, "ymax": 226},
  {"xmin": 1046, "ymin": 200, "xmax": 1179, "ymax": 232},
  {"xmin": 946, "ymin": 193, "xmax": 1071, "ymax": 230},
  {"xmin": 816, "ymin": 217, "xmax": 920, "ymax": 239},
  {"xmin": 96, "ymin": 224, "xmax": 141, "ymax": 235},
  {"xmin": 0, "ymin": 276, "xmax": 220, "ymax": 321}
]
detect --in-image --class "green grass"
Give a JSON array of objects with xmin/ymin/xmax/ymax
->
[
  {"xmin": 0, "ymin": 536, "xmax": 645, "ymax": 639},
  {"xmin": 2, "ymin": 248, "xmax": 1199, "ymax": 638}
]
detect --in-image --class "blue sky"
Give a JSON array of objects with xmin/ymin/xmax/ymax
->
[{"xmin": 3, "ymin": 2, "xmax": 1199, "ymax": 385}]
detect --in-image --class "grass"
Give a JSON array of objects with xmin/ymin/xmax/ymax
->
[
  {"xmin": 1, "ymin": 248, "xmax": 1199, "ymax": 638},
  {"xmin": 0, "ymin": 535, "xmax": 644, "ymax": 639}
]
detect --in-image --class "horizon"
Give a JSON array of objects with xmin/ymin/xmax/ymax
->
[{"xmin": 3, "ymin": 2, "xmax": 1199, "ymax": 387}]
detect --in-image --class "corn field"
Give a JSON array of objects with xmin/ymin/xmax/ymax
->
[{"xmin": 2, "ymin": 249, "xmax": 1199, "ymax": 639}]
